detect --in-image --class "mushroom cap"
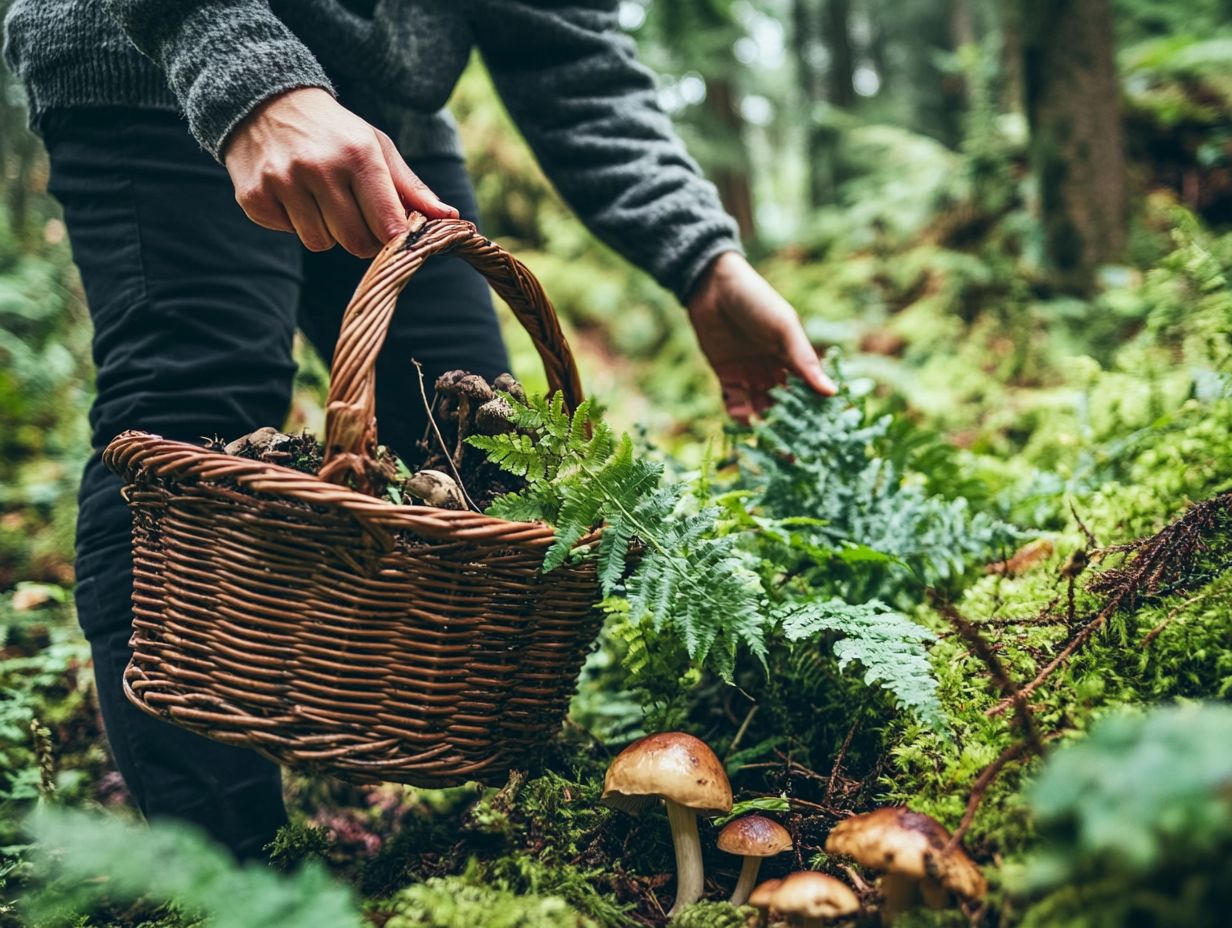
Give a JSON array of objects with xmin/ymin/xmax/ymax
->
[
  {"xmin": 455, "ymin": 373, "xmax": 494, "ymax": 402},
  {"xmin": 824, "ymin": 808, "xmax": 986, "ymax": 900},
  {"xmin": 747, "ymin": 878, "xmax": 783, "ymax": 911},
  {"xmin": 434, "ymin": 369, "xmax": 467, "ymax": 393},
  {"xmin": 772, "ymin": 871, "xmax": 860, "ymax": 920},
  {"xmin": 716, "ymin": 815, "xmax": 792, "ymax": 858},
  {"xmin": 601, "ymin": 732, "xmax": 732, "ymax": 815}
]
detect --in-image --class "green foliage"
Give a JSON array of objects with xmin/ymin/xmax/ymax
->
[
  {"xmin": 472, "ymin": 383, "xmax": 955, "ymax": 722},
  {"xmin": 379, "ymin": 852, "xmax": 635, "ymax": 928},
  {"xmin": 382, "ymin": 872, "xmax": 595, "ymax": 928},
  {"xmin": 777, "ymin": 599, "xmax": 941, "ymax": 727},
  {"xmin": 471, "ymin": 393, "xmax": 767, "ymax": 678},
  {"xmin": 1012, "ymin": 703, "xmax": 1232, "ymax": 927},
  {"xmin": 265, "ymin": 822, "xmax": 334, "ymax": 873},
  {"xmin": 476, "ymin": 854, "xmax": 635, "ymax": 928},
  {"xmin": 24, "ymin": 808, "xmax": 361, "ymax": 928},
  {"xmin": 741, "ymin": 375, "xmax": 1021, "ymax": 602},
  {"xmin": 666, "ymin": 900, "xmax": 752, "ymax": 928}
]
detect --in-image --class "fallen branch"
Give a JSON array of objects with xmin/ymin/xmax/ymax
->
[
  {"xmin": 933, "ymin": 597, "xmax": 1044, "ymax": 755},
  {"xmin": 989, "ymin": 492, "xmax": 1232, "ymax": 716},
  {"xmin": 824, "ymin": 715, "xmax": 860, "ymax": 804},
  {"xmin": 945, "ymin": 741, "xmax": 1029, "ymax": 852}
]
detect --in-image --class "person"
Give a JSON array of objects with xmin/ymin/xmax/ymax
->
[{"xmin": 3, "ymin": 0, "xmax": 834, "ymax": 859}]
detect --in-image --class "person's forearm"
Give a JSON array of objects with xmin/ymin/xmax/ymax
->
[
  {"xmin": 102, "ymin": 0, "xmax": 334, "ymax": 158},
  {"xmin": 472, "ymin": 1, "xmax": 743, "ymax": 302}
]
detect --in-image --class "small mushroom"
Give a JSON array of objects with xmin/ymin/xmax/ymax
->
[
  {"xmin": 434, "ymin": 369, "xmax": 467, "ymax": 393},
  {"xmin": 404, "ymin": 469, "xmax": 466, "ymax": 509},
  {"xmin": 223, "ymin": 426, "xmax": 291, "ymax": 458},
  {"xmin": 824, "ymin": 808, "xmax": 985, "ymax": 926},
  {"xmin": 717, "ymin": 815, "xmax": 792, "ymax": 905},
  {"xmin": 452, "ymin": 374, "xmax": 494, "ymax": 463},
  {"xmin": 747, "ymin": 878, "xmax": 782, "ymax": 928},
  {"xmin": 601, "ymin": 732, "xmax": 732, "ymax": 917},
  {"xmin": 493, "ymin": 371, "xmax": 526, "ymax": 402},
  {"xmin": 772, "ymin": 871, "xmax": 860, "ymax": 927},
  {"xmin": 475, "ymin": 396, "xmax": 515, "ymax": 435}
]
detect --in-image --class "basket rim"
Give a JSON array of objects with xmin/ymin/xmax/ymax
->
[{"xmin": 104, "ymin": 429, "xmax": 601, "ymax": 553}]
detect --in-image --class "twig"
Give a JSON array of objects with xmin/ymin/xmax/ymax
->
[
  {"xmin": 824, "ymin": 716, "xmax": 860, "ymax": 804},
  {"xmin": 1069, "ymin": 497, "xmax": 1099, "ymax": 549},
  {"xmin": 783, "ymin": 796, "xmax": 839, "ymax": 814},
  {"xmin": 412, "ymin": 359, "xmax": 479, "ymax": 512},
  {"xmin": 933, "ymin": 597, "xmax": 1044, "ymax": 755},
  {"xmin": 1141, "ymin": 591, "xmax": 1204, "ymax": 647},
  {"xmin": 945, "ymin": 741, "xmax": 1029, "ymax": 852},
  {"xmin": 842, "ymin": 865, "xmax": 871, "ymax": 895},
  {"xmin": 987, "ymin": 607, "xmax": 1108, "ymax": 717},
  {"xmin": 726, "ymin": 704, "xmax": 758, "ymax": 758}
]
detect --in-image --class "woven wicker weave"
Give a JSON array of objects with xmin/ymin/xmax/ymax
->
[{"xmin": 103, "ymin": 214, "xmax": 605, "ymax": 786}]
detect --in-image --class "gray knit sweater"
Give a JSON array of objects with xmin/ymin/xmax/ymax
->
[{"xmin": 2, "ymin": 0, "xmax": 741, "ymax": 300}]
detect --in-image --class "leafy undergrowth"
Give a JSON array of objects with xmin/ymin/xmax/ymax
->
[
  {"xmin": 4, "ymin": 101, "xmax": 1232, "ymax": 928},
  {"xmin": 5, "ymin": 218, "xmax": 1232, "ymax": 928}
]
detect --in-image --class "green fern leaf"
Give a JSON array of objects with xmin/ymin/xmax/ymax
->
[{"xmin": 777, "ymin": 599, "xmax": 942, "ymax": 726}]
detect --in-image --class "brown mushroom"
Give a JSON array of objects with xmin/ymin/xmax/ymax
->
[
  {"xmin": 717, "ymin": 815, "xmax": 792, "ymax": 905},
  {"xmin": 452, "ymin": 374, "xmax": 494, "ymax": 463},
  {"xmin": 747, "ymin": 878, "xmax": 782, "ymax": 928},
  {"xmin": 405, "ymin": 469, "xmax": 466, "ymax": 509},
  {"xmin": 824, "ymin": 808, "xmax": 985, "ymax": 926},
  {"xmin": 493, "ymin": 371, "xmax": 526, "ymax": 402},
  {"xmin": 601, "ymin": 732, "xmax": 732, "ymax": 916},
  {"xmin": 475, "ymin": 396, "xmax": 515, "ymax": 435},
  {"xmin": 773, "ymin": 871, "xmax": 860, "ymax": 927}
]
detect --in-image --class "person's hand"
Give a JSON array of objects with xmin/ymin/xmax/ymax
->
[
  {"xmin": 687, "ymin": 251, "xmax": 836, "ymax": 421},
  {"xmin": 223, "ymin": 87, "xmax": 458, "ymax": 258}
]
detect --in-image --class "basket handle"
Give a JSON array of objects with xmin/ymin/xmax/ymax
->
[{"xmin": 320, "ymin": 212, "xmax": 584, "ymax": 487}]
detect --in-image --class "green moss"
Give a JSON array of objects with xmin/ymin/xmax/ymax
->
[
  {"xmin": 667, "ymin": 900, "xmax": 753, "ymax": 928},
  {"xmin": 380, "ymin": 875, "xmax": 595, "ymax": 928}
]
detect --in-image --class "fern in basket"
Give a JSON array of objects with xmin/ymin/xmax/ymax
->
[
  {"xmin": 467, "ymin": 384, "xmax": 964, "ymax": 728},
  {"xmin": 469, "ymin": 394, "xmax": 766, "ymax": 676}
]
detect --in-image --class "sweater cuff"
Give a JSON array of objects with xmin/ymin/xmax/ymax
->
[
  {"xmin": 663, "ymin": 228, "xmax": 746, "ymax": 304},
  {"xmin": 158, "ymin": 5, "xmax": 335, "ymax": 159}
]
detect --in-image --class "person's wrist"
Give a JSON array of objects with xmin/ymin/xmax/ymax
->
[
  {"xmin": 687, "ymin": 250, "xmax": 745, "ymax": 314},
  {"xmin": 222, "ymin": 87, "xmax": 332, "ymax": 163}
]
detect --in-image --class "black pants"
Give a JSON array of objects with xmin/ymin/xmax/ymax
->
[{"xmin": 44, "ymin": 107, "xmax": 509, "ymax": 859}]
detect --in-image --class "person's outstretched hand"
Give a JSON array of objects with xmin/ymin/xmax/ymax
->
[
  {"xmin": 687, "ymin": 252, "xmax": 836, "ymax": 421},
  {"xmin": 223, "ymin": 88, "xmax": 458, "ymax": 258}
]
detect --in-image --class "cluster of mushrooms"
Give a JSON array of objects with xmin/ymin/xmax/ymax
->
[
  {"xmin": 212, "ymin": 369, "xmax": 528, "ymax": 511},
  {"xmin": 601, "ymin": 733, "xmax": 986, "ymax": 926}
]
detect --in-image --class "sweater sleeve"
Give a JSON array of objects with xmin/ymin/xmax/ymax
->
[
  {"xmin": 102, "ymin": 0, "xmax": 335, "ymax": 159},
  {"xmin": 469, "ymin": 1, "xmax": 743, "ymax": 303}
]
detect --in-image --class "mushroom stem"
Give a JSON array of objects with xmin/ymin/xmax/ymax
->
[
  {"xmin": 802, "ymin": 919, "xmax": 825, "ymax": 928},
  {"xmin": 665, "ymin": 799, "xmax": 705, "ymax": 916},
  {"xmin": 729, "ymin": 855, "xmax": 762, "ymax": 906},
  {"xmin": 920, "ymin": 877, "xmax": 951, "ymax": 910},
  {"xmin": 879, "ymin": 873, "xmax": 920, "ymax": 927}
]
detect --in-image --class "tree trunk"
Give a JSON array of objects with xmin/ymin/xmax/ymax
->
[
  {"xmin": 999, "ymin": 2, "xmax": 1025, "ymax": 116},
  {"xmin": 1022, "ymin": 0, "xmax": 1127, "ymax": 294},
  {"xmin": 823, "ymin": 0, "xmax": 856, "ymax": 109},
  {"xmin": 704, "ymin": 76, "xmax": 757, "ymax": 243},
  {"xmin": 792, "ymin": 0, "xmax": 823, "ymax": 206},
  {"xmin": 898, "ymin": 0, "xmax": 963, "ymax": 146}
]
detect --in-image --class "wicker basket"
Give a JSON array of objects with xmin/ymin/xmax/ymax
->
[{"xmin": 103, "ymin": 214, "xmax": 605, "ymax": 786}]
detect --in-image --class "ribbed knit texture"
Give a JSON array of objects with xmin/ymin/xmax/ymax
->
[{"xmin": 3, "ymin": 0, "xmax": 742, "ymax": 300}]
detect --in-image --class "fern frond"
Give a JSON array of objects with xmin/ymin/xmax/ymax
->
[
  {"xmin": 467, "ymin": 432, "xmax": 546, "ymax": 481},
  {"xmin": 777, "ymin": 599, "xmax": 943, "ymax": 727},
  {"xmin": 486, "ymin": 485, "xmax": 559, "ymax": 524}
]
